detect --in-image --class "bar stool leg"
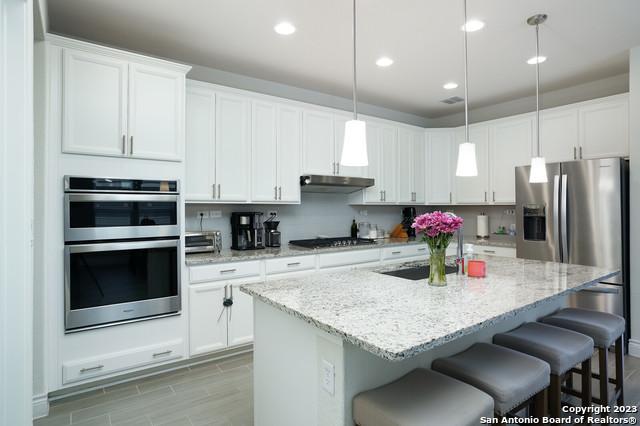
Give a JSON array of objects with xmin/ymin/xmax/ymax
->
[
  {"xmin": 582, "ymin": 358, "xmax": 592, "ymax": 408},
  {"xmin": 616, "ymin": 336, "xmax": 624, "ymax": 405},
  {"xmin": 599, "ymin": 347, "xmax": 609, "ymax": 407},
  {"xmin": 532, "ymin": 389, "xmax": 548, "ymax": 418},
  {"xmin": 549, "ymin": 374, "xmax": 562, "ymax": 417}
]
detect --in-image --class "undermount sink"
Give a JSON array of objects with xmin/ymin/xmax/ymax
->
[{"xmin": 380, "ymin": 265, "xmax": 459, "ymax": 281}]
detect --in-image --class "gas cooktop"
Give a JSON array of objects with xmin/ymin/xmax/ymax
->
[{"xmin": 289, "ymin": 237, "xmax": 377, "ymax": 249}]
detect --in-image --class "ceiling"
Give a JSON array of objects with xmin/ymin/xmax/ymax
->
[{"xmin": 47, "ymin": 0, "xmax": 640, "ymax": 118}]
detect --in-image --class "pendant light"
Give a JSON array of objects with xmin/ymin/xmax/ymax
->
[
  {"xmin": 528, "ymin": 14, "xmax": 548, "ymax": 183},
  {"xmin": 340, "ymin": 0, "xmax": 368, "ymax": 167},
  {"xmin": 455, "ymin": 0, "xmax": 478, "ymax": 177}
]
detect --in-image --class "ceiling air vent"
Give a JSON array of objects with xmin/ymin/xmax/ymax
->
[{"xmin": 440, "ymin": 96, "xmax": 464, "ymax": 105}]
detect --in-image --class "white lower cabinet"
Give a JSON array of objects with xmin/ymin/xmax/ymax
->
[
  {"xmin": 227, "ymin": 284, "xmax": 254, "ymax": 347},
  {"xmin": 265, "ymin": 255, "xmax": 316, "ymax": 276},
  {"xmin": 318, "ymin": 248, "xmax": 381, "ymax": 269},
  {"xmin": 382, "ymin": 245, "xmax": 428, "ymax": 262},
  {"xmin": 62, "ymin": 339, "xmax": 184, "ymax": 384}
]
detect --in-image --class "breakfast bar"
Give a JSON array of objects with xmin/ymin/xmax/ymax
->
[{"xmin": 241, "ymin": 256, "xmax": 619, "ymax": 426}]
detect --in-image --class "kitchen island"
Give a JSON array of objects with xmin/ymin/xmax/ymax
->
[{"xmin": 241, "ymin": 256, "xmax": 618, "ymax": 426}]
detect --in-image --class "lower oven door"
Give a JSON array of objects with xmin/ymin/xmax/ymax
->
[{"xmin": 65, "ymin": 238, "xmax": 181, "ymax": 332}]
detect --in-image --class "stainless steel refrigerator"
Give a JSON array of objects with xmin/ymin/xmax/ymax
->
[{"xmin": 515, "ymin": 157, "xmax": 630, "ymax": 339}]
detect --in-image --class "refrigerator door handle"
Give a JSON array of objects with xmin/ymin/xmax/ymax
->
[
  {"xmin": 561, "ymin": 174, "xmax": 569, "ymax": 263},
  {"xmin": 553, "ymin": 175, "xmax": 561, "ymax": 261}
]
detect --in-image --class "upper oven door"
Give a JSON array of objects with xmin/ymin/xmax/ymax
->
[{"xmin": 65, "ymin": 193, "xmax": 179, "ymax": 242}]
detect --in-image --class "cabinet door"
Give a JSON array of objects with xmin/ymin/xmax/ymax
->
[
  {"xmin": 277, "ymin": 105, "xmax": 302, "ymax": 203},
  {"xmin": 251, "ymin": 101, "xmax": 278, "ymax": 202},
  {"xmin": 334, "ymin": 115, "xmax": 365, "ymax": 177},
  {"xmin": 363, "ymin": 122, "xmax": 383, "ymax": 203},
  {"xmin": 454, "ymin": 125, "xmax": 489, "ymax": 204},
  {"xmin": 185, "ymin": 87, "xmax": 216, "ymax": 201},
  {"xmin": 412, "ymin": 131, "xmax": 426, "ymax": 204},
  {"xmin": 540, "ymin": 108, "xmax": 578, "ymax": 163},
  {"xmin": 62, "ymin": 49, "xmax": 128, "ymax": 156},
  {"xmin": 396, "ymin": 128, "xmax": 415, "ymax": 204},
  {"xmin": 189, "ymin": 283, "xmax": 228, "ymax": 356},
  {"xmin": 302, "ymin": 110, "xmax": 335, "ymax": 175},
  {"xmin": 128, "ymin": 63, "xmax": 183, "ymax": 161},
  {"xmin": 227, "ymin": 283, "xmax": 253, "ymax": 347},
  {"xmin": 579, "ymin": 96, "xmax": 629, "ymax": 159},
  {"xmin": 215, "ymin": 93, "xmax": 250, "ymax": 201},
  {"xmin": 380, "ymin": 126, "xmax": 398, "ymax": 203},
  {"xmin": 426, "ymin": 130, "xmax": 455, "ymax": 204},
  {"xmin": 490, "ymin": 118, "xmax": 533, "ymax": 204}
]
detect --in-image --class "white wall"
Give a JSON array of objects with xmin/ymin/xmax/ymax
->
[
  {"xmin": 185, "ymin": 195, "xmax": 515, "ymax": 249},
  {"xmin": 0, "ymin": 0, "xmax": 35, "ymax": 424},
  {"xmin": 628, "ymin": 47, "xmax": 640, "ymax": 356}
]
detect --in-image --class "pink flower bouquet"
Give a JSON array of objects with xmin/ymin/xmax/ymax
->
[{"xmin": 412, "ymin": 211, "xmax": 463, "ymax": 285}]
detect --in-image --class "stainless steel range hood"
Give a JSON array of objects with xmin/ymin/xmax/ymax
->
[{"xmin": 300, "ymin": 175, "xmax": 374, "ymax": 194}]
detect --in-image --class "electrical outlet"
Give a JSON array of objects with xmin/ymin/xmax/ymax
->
[
  {"xmin": 321, "ymin": 360, "xmax": 335, "ymax": 396},
  {"xmin": 209, "ymin": 210, "xmax": 222, "ymax": 218},
  {"xmin": 268, "ymin": 211, "xmax": 278, "ymax": 217},
  {"xmin": 359, "ymin": 209, "xmax": 368, "ymax": 216},
  {"xmin": 197, "ymin": 211, "xmax": 210, "ymax": 219}
]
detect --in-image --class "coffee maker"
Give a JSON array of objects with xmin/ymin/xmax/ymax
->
[
  {"xmin": 401, "ymin": 207, "xmax": 417, "ymax": 238},
  {"xmin": 230, "ymin": 212, "xmax": 264, "ymax": 250},
  {"xmin": 264, "ymin": 218, "xmax": 281, "ymax": 248}
]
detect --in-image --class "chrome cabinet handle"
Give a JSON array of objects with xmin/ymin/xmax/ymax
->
[
  {"xmin": 80, "ymin": 365, "xmax": 104, "ymax": 373},
  {"xmin": 122, "ymin": 135, "xmax": 126, "ymax": 154},
  {"xmin": 380, "ymin": 190, "xmax": 383, "ymax": 202},
  {"xmin": 337, "ymin": 163, "xmax": 340, "ymax": 174},
  {"xmin": 218, "ymin": 184, "xmax": 221, "ymax": 199},
  {"xmin": 220, "ymin": 268, "xmax": 236, "ymax": 274},
  {"xmin": 417, "ymin": 247, "xmax": 427, "ymax": 252},
  {"xmin": 212, "ymin": 184, "xmax": 216, "ymax": 199},
  {"xmin": 484, "ymin": 191, "xmax": 487, "ymax": 202},
  {"xmin": 287, "ymin": 262, "xmax": 301, "ymax": 267},
  {"xmin": 152, "ymin": 350, "xmax": 173, "ymax": 358},
  {"xmin": 274, "ymin": 186, "xmax": 278, "ymax": 200},
  {"xmin": 278, "ymin": 186, "xmax": 282, "ymax": 200},
  {"xmin": 391, "ymin": 251, "xmax": 402, "ymax": 255},
  {"xmin": 493, "ymin": 191, "xmax": 496, "ymax": 203},
  {"xmin": 332, "ymin": 162, "xmax": 336, "ymax": 175},
  {"xmin": 574, "ymin": 146, "xmax": 577, "ymax": 160},
  {"xmin": 579, "ymin": 146, "xmax": 583, "ymax": 159},
  {"xmin": 130, "ymin": 136, "xmax": 134, "ymax": 155},
  {"xmin": 230, "ymin": 284, "xmax": 233, "ymax": 299},
  {"xmin": 383, "ymin": 190, "xmax": 386, "ymax": 202},
  {"xmin": 449, "ymin": 192, "xmax": 452, "ymax": 203},
  {"xmin": 483, "ymin": 249, "xmax": 496, "ymax": 254}
]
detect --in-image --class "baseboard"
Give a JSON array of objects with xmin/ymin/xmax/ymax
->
[
  {"xmin": 628, "ymin": 339, "xmax": 640, "ymax": 358},
  {"xmin": 32, "ymin": 393, "xmax": 50, "ymax": 419}
]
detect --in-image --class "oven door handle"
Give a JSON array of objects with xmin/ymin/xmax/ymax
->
[
  {"xmin": 66, "ymin": 193, "xmax": 179, "ymax": 203},
  {"xmin": 65, "ymin": 238, "xmax": 180, "ymax": 254}
]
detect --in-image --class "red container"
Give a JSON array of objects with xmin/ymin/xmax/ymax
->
[{"xmin": 468, "ymin": 260, "xmax": 487, "ymax": 278}]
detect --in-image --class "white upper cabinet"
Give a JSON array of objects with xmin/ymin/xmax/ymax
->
[
  {"xmin": 454, "ymin": 125, "xmax": 489, "ymax": 204},
  {"xmin": 362, "ymin": 122, "xmax": 383, "ymax": 203},
  {"xmin": 380, "ymin": 126, "xmax": 398, "ymax": 203},
  {"xmin": 426, "ymin": 130, "xmax": 455, "ymax": 205},
  {"xmin": 215, "ymin": 93, "xmax": 251, "ymax": 202},
  {"xmin": 277, "ymin": 105, "xmax": 302, "ymax": 203},
  {"xmin": 185, "ymin": 86, "xmax": 216, "ymax": 201},
  {"xmin": 302, "ymin": 110, "xmax": 335, "ymax": 175},
  {"xmin": 578, "ymin": 95, "xmax": 629, "ymax": 159},
  {"xmin": 56, "ymin": 39, "xmax": 189, "ymax": 161},
  {"xmin": 540, "ymin": 107, "xmax": 579, "ymax": 163},
  {"xmin": 397, "ymin": 127, "xmax": 425, "ymax": 204},
  {"xmin": 127, "ymin": 63, "xmax": 184, "ymax": 161},
  {"xmin": 251, "ymin": 101, "xmax": 279, "ymax": 202},
  {"xmin": 489, "ymin": 117, "xmax": 533, "ymax": 204},
  {"xmin": 62, "ymin": 49, "xmax": 128, "ymax": 157},
  {"xmin": 334, "ymin": 115, "xmax": 366, "ymax": 178}
]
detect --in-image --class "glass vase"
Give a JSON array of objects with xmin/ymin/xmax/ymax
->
[{"xmin": 428, "ymin": 246, "xmax": 448, "ymax": 286}]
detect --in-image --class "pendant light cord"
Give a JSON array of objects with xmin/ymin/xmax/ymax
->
[
  {"xmin": 463, "ymin": 0, "xmax": 470, "ymax": 142},
  {"xmin": 535, "ymin": 23, "xmax": 541, "ymax": 157},
  {"xmin": 352, "ymin": 0, "xmax": 358, "ymax": 120}
]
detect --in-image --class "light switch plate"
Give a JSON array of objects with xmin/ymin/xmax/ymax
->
[
  {"xmin": 209, "ymin": 210, "xmax": 222, "ymax": 218},
  {"xmin": 197, "ymin": 211, "xmax": 210, "ymax": 219},
  {"xmin": 321, "ymin": 360, "xmax": 335, "ymax": 396}
]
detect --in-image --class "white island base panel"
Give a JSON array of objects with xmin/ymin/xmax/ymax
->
[{"xmin": 253, "ymin": 297, "xmax": 566, "ymax": 426}]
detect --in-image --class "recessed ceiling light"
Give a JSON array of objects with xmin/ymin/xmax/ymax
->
[
  {"xmin": 274, "ymin": 22, "xmax": 296, "ymax": 35},
  {"xmin": 461, "ymin": 19, "xmax": 485, "ymax": 32},
  {"xmin": 527, "ymin": 55, "xmax": 547, "ymax": 65},
  {"xmin": 375, "ymin": 57, "xmax": 394, "ymax": 67},
  {"xmin": 443, "ymin": 82, "xmax": 459, "ymax": 90}
]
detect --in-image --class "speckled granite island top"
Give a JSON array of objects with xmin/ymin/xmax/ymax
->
[{"xmin": 240, "ymin": 256, "xmax": 618, "ymax": 361}]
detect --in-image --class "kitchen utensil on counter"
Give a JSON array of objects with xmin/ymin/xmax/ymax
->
[
  {"xmin": 358, "ymin": 222, "xmax": 371, "ymax": 239},
  {"xmin": 468, "ymin": 260, "xmax": 487, "ymax": 278},
  {"xmin": 264, "ymin": 215, "xmax": 281, "ymax": 248},
  {"xmin": 401, "ymin": 207, "xmax": 417, "ymax": 237},
  {"xmin": 477, "ymin": 214, "xmax": 489, "ymax": 239},
  {"xmin": 390, "ymin": 224, "xmax": 408, "ymax": 238},
  {"xmin": 185, "ymin": 231, "xmax": 222, "ymax": 254},
  {"xmin": 231, "ymin": 212, "xmax": 265, "ymax": 250}
]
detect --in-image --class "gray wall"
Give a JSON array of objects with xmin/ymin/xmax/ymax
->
[
  {"xmin": 629, "ymin": 47, "xmax": 640, "ymax": 352},
  {"xmin": 186, "ymin": 194, "xmax": 515, "ymax": 249}
]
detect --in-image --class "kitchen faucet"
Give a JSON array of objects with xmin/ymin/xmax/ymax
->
[{"xmin": 456, "ymin": 227, "xmax": 464, "ymax": 275}]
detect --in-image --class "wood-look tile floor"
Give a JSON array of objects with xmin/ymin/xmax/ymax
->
[{"xmin": 35, "ymin": 352, "xmax": 640, "ymax": 426}]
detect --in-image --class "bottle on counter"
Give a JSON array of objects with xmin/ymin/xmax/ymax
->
[{"xmin": 351, "ymin": 218, "xmax": 358, "ymax": 238}]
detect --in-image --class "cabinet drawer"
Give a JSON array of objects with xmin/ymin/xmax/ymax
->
[
  {"xmin": 265, "ymin": 255, "xmax": 316, "ymax": 275},
  {"xmin": 382, "ymin": 245, "xmax": 428, "ymax": 260},
  {"xmin": 476, "ymin": 246, "xmax": 516, "ymax": 258},
  {"xmin": 318, "ymin": 248, "xmax": 380, "ymax": 269},
  {"xmin": 62, "ymin": 339, "xmax": 184, "ymax": 384},
  {"xmin": 189, "ymin": 260, "xmax": 261, "ymax": 283}
]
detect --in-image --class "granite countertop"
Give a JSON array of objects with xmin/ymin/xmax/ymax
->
[
  {"xmin": 240, "ymin": 256, "xmax": 618, "ymax": 361},
  {"xmin": 185, "ymin": 236, "xmax": 516, "ymax": 266}
]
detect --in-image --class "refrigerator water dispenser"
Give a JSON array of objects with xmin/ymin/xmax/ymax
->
[{"xmin": 523, "ymin": 205, "xmax": 546, "ymax": 241}]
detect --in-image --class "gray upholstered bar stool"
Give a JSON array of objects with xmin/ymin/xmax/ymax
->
[
  {"xmin": 541, "ymin": 308, "xmax": 626, "ymax": 408},
  {"xmin": 432, "ymin": 343, "xmax": 550, "ymax": 420},
  {"xmin": 493, "ymin": 322, "xmax": 594, "ymax": 417},
  {"xmin": 352, "ymin": 368, "xmax": 493, "ymax": 426}
]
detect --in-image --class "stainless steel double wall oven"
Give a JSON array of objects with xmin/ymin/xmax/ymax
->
[{"xmin": 64, "ymin": 176, "xmax": 181, "ymax": 332}]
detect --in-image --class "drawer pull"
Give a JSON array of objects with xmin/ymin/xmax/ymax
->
[
  {"xmin": 80, "ymin": 365, "xmax": 104, "ymax": 373},
  {"xmin": 287, "ymin": 262, "xmax": 301, "ymax": 267},
  {"xmin": 220, "ymin": 269, "xmax": 237, "ymax": 274},
  {"xmin": 483, "ymin": 249, "xmax": 496, "ymax": 254},
  {"xmin": 391, "ymin": 251, "xmax": 402, "ymax": 255},
  {"xmin": 152, "ymin": 350, "xmax": 173, "ymax": 358},
  {"xmin": 417, "ymin": 248, "xmax": 427, "ymax": 252}
]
